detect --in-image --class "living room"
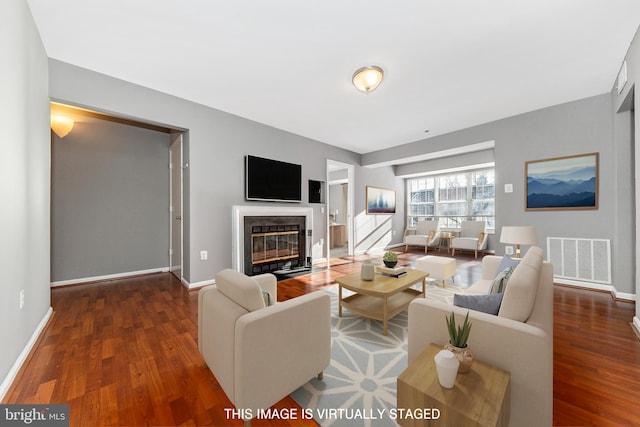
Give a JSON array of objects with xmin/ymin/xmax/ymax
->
[{"xmin": 2, "ymin": 0, "xmax": 640, "ymax": 426}]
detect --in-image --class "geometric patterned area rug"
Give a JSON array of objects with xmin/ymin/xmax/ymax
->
[{"xmin": 290, "ymin": 281, "xmax": 465, "ymax": 426}]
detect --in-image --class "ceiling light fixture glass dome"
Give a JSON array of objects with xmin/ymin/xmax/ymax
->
[{"xmin": 352, "ymin": 66, "xmax": 384, "ymax": 93}]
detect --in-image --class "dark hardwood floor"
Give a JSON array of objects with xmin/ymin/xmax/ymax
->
[{"xmin": 3, "ymin": 249, "xmax": 639, "ymax": 426}]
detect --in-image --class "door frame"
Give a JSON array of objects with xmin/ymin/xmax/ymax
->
[
  {"xmin": 169, "ymin": 134, "xmax": 183, "ymax": 280},
  {"xmin": 326, "ymin": 159, "xmax": 354, "ymax": 259}
]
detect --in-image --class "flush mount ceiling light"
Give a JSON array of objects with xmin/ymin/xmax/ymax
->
[
  {"xmin": 50, "ymin": 114, "xmax": 74, "ymax": 138},
  {"xmin": 352, "ymin": 65, "xmax": 384, "ymax": 94}
]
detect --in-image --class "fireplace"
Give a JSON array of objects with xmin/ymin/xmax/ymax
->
[
  {"xmin": 232, "ymin": 206, "xmax": 313, "ymax": 275},
  {"xmin": 244, "ymin": 215, "xmax": 306, "ymax": 275}
]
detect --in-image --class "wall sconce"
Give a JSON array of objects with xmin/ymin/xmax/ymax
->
[
  {"xmin": 352, "ymin": 66, "xmax": 384, "ymax": 93},
  {"xmin": 51, "ymin": 115, "xmax": 74, "ymax": 138},
  {"xmin": 500, "ymin": 226, "xmax": 538, "ymax": 258}
]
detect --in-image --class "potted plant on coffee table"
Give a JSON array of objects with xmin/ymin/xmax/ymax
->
[
  {"xmin": 382, "ymin": 251, "xmax": 398, "ymax": 268},
  {"xmin": 445, "ymin": 310, "xmax": 474, "ymax": 373}
]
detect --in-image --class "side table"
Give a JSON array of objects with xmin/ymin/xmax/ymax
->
[
  {"xmin": 397, "ymin": 343, "xmax": 510, "ymax": 427},
  {"xmin": 438, "ymin": 232, "xmax": 456, "ymax": 254}
]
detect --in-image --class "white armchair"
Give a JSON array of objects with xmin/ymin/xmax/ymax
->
[
  {"xmin": 404, "ymin": 220, "xmax": 440, "ymax": 253},
  {"xmin": 451, "ymin": 220, "xmax": 488, "ymax": 258},
  {"xmin": 408, "ymin": 247, "xmax": 553, "ymax": 427},
  {"xmin": 198, "ymin": 269, "xmax": 331, "ymax": 426}
]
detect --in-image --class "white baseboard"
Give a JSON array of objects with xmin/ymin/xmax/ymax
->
[
  {"xmin": 633, "ymin": 317, "xmax": 640, "ymax": 339},
  {"xmin": 50, "ymin": 267, "xmax": 170, "ymax": 287},
  {"xmin": 554, "ymin": 277, "xmax": 635, "ymax": 302},
  {"xmin": 0, "ymin": 307, "xmax": 53, "ymax": 401},
  {"xmin": 313, "ymin": 257, "xmax": 328, "ymax": 265},
  {"xmin": 182, "ymin": 278, "xmax": 215, "ymax": 290}
]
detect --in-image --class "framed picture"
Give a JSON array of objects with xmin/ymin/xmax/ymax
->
[
  {"xmin": 525, "ymin": 152, "xmax": 598, "ymax": 211},
  {"xmin": 366, "ymin": 186, "xmax": 396, "ymax": 214}
]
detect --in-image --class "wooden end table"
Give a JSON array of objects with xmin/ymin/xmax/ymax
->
[
  {"xmin": 438, "ymin": 231, "xmax": 457, "ymax": 254},
  {"xmin": 336, "ymin": 268, "xmax": 428, "ymax": 335},
  {"xmin": 397, "ymin": 343, "xmax": 511, "ymax": 427}
]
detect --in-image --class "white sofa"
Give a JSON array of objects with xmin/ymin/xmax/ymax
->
[
  {"xmin": 408, "ymin": 247, "xmax": 553, "ymax": 427},
  {"xmin": 198, "ymin": 269, "xmax": 331, "ymax": 426},
  {"xmin": 404, "ymin": 220, "xmax": 440, "ymax": 253}
]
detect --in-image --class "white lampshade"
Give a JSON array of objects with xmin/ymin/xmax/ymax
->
[
  {"xmin": 51, "ymin": 115, "xmax": 74, "ymax": 138},
  {"xmin": 500, "ymin": 226, "xmax": 538, "ymax": 258},
  {"xmin": 352, "ymin": 66, "xmax": 384, "ymax": 93}
]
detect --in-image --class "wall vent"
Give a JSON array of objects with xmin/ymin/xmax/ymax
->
[{"xmin": 546, "ymin": 237, "xmax": 611, "ymax": 285}]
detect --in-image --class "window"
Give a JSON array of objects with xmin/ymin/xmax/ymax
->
[{"xmin": 406, "ymin": 168, "xmax": 495, "ymax": 230}]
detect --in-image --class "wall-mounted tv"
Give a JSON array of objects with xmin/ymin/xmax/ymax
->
[{"xmin": 245, "ymin": 155, "xmax": 302, "ymax": 202}]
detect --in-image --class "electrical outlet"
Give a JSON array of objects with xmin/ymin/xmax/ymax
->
[
  {"xmin": 505, "ymin": 246, "xmax": 514, "ymax": 256},
  {"xmin": 200, "ymin": 250, "xmax": 208, "ymax": 260},
  {"xmin": 19, "ymin": 290, "xmax": 25, "ymax": 310}
]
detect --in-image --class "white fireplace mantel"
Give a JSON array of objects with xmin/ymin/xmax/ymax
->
[{"xmin": 232, "ymin": 205, "xmax": 313, "ymax": 273}]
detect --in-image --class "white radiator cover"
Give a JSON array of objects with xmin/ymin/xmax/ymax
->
[{"xmin": 547, "ymin": 237, "xmax": 611, "ymax": 285}]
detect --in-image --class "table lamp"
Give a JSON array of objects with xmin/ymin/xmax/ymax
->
[{"xmin": 500, "ymin": 226, "xmax": 538, "ymax": 258}]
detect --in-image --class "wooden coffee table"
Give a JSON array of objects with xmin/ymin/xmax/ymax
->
[{"xmin": 336, "ymin": 268, "xmax": 429, "ymax": 335}]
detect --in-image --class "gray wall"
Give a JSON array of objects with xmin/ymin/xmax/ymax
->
[
  {"xmin": 328, "ymin": 184, "xmax": 345, "ymax": 223},
  {"xmin": 0, "ymin": 0, "xmax": 51, "ymax": 395},
  {"xmin": 373, "ymin": 94, "xmax": 634, "ymax": 295},
  {"xmin": 51, "ymin": 116, "xmax": 171, "ymax": 282},
  {"xmin": 48, "ymin": 60, "xmax": 403, "ymax": 285},
  {"xmin": 354, "ymin": 167, "xmax": 405, "ymax": 253}
]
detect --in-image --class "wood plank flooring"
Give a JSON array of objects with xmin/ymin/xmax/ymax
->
[{"xmin": 3, "ymin": 249, "xmax": 639, "ymax": 426}]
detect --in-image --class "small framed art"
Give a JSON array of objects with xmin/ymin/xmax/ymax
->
[{"xmin": 366, "ymin": 186, "xmax": 396, "ymax": 214}]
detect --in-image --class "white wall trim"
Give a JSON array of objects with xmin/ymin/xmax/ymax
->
[
  {"xmin": 50, "ymin": 267, "xmax": 170, "ymax": 287},
  {"xmin": 181, "ymin": 277, "xmax": 215, "ymax": 290},
  {"xmin": 554, "ymin": 277, "xmax": 636, "ymax": 302},
  {"xmin": 0, "ymin": 307, "xmax": 53, "ymax": 401},
  {"xmin": 313, "ymin": 257, "xmax": 328, "ymax": 265},
  {"xmin": 633, "ymin": 317, "xmax": 640, "ymax": 339}
]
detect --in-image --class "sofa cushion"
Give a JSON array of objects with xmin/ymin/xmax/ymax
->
[
  {"xmin": 454, "ymin": 293, "xmax": 504, "ymax": 315},
  {"xmin": 498, "ymin": 246, "xmax": 543, "ymax": 322},
  {"xmin": 495, "ymin": 256, "xmax": 521, "ymax": 278},
  {"xmin": 489, "ymin": 266, "xmax": 513, "ymax": 294},
  {"xmin": 215, "ymin": 269, "xmax": 266, "ymax": 312}
]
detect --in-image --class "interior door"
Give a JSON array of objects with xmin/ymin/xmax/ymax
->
[{"xmin": 170, "ymin": 134, "xmax": 183, "ymax": 280}]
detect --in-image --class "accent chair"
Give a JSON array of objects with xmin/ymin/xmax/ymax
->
[
  {"xmin": 451, "ymin": 220, "xmax": 488, "ymax": 258},
  {"xmin": 198, "ymin": 269, "xmax": 331, "ymax": 427},
  {"xmin": 404, "ymin": 220, "xmax": 440, "ymax": 253}
]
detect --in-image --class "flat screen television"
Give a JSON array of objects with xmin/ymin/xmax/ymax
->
[{"xmin": 245, "ymin": 155, "xmax": 302, "ymax": 202}]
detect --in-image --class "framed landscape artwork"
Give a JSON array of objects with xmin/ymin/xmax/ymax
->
[
  {"xmin": 525, "ymin": 152, "xmax": 598, "ymax": 211},
  {"xmin": 366, "ymin": 186, "xmax": 396, "ymax": 214}
]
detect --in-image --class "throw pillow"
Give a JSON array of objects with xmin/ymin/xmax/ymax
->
[
  {"xmin": 489, "ymin": 266, "xmax": 514, "ymax": 294},
  {"xmin": 453, "ymin": 293, "xmax": 504, "ymax": 315},
  {"xmin": 261, "ymin": 290, "xmax": 274, "ymax": 306},
  {"xmin": 495, "ymin": 255, "xmax": 521, "ymax": 278}
]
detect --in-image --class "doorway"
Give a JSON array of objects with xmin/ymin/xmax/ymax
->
[{"xmin": 326, "ymin": 160, "xmax": 354, "ymax": 262}]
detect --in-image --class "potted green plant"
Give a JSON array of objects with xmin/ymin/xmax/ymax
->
[
  {"xmin": 382, "ymin": 251, "xmax": 398, "ymax": 268},
  {"xmin": 444, "ymin": 311, "xmax": 474, "ymax": 373}
]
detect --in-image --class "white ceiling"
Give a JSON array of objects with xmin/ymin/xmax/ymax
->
[{"xmin": 28, "ymin": 0, "xmax": 640, "ymax": 154}]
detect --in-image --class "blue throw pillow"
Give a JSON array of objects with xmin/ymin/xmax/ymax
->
[
  {"xmin": 453, "ymin": 293, "xmax": 504, "ymax": 315},
  {"xmin": 495, "ymin": 255, "xmax": 521, "ymax": 278}
]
